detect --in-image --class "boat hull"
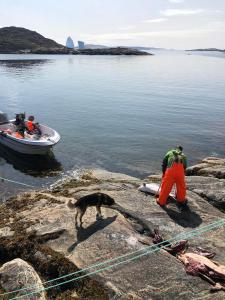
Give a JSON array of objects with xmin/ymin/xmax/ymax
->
[
  {"xmin": 0, "ymin": 134, "xmax": 53, "ymax": 155},
  {"xmin": 0, "ymin": 121, "xmax": 60, "ymax": 155}
]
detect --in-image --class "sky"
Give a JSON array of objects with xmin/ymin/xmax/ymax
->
[{"xmin": 0, "ymin": 0, "xmax": 225, "ymax": 49}]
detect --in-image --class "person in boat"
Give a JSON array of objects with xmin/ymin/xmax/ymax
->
[
  {"xmin": 156, "ymin": 146, "xmax": 187, "ymax": 207},
  {"xmin": 13, "ymin": 113, "xmax": 26, "ymax": 132},
  {"xmin": 26, "ymin": 116, "xmax": 41, "ymax": 135},
  {"xmin": 14, "ymin": 113, "xmax": 23, "ymax": 126}
]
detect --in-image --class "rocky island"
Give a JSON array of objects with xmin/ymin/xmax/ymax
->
[
  {"xmin": 186, "ymin": 48, "xmax": 225, "ymax": 53},
  {"xmin": 0, "ymin": 27, "xmax": 151, "ymax": 56},
  {"xmin": 0, "ymin": 157, "xmax": 225, "ymax": 299},
  {"xmin": 31, "ymin": 47, "xmax": 152, "ymax": 55}
]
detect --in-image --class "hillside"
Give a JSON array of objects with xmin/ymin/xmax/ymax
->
[{"xmin": 0, "ymin": 26, "xmax": 63, "ymax": 53}]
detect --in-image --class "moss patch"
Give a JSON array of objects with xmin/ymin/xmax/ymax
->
[{"xmin": 0, "ymin": 231, "xmax": 109, "ymax": 299}]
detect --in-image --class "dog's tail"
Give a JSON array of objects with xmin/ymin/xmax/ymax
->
[{"xmin": 67, "ymin": 199, "xmax": 77, "ymax": 210}]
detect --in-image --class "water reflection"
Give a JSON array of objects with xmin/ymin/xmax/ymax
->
[
  {"xmin": 0, "ymin": 144, "xmax": 62, "ymax": 177},
  {"xmin": 0, "ymin": 59, "xmax": 51, "ymax": 71}
]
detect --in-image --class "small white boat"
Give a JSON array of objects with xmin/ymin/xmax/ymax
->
[{"xmin": 0, "ymin": 112, "xmax": 60, "ymax": 155}]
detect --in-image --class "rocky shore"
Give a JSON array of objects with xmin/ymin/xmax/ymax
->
[
  {"xmin": 0, "ymin": 157, "xmax": 225, "ymax": 299},
  {"xmin": 29, "ymin": 47, "xmax": 152, "ymax": 56}
]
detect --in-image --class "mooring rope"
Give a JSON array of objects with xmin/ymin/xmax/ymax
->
[{"xmin": 0, "ymin": 176, "xmax": 36, "ymax": 188}]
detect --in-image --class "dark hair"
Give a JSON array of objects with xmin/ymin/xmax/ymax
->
[
  {"xmin": 176, "ymin": 145, "xmax": 183, "ymax": 152},
  {"xmin": 28, "ymin": 116, "xmax": 34, "ymax": 121}
]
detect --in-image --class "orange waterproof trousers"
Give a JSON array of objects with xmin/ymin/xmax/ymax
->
[{"xmin": 158, "ymin": 162, "xmax": 186, "ymax": 206}]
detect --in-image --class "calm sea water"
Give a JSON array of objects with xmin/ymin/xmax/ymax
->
[{"xmin": 0, "ymin": 50, "xmax": 225, "ymax": 199}]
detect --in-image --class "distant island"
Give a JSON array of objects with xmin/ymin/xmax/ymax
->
[
  {"xmin": 77, "ymin": 44, "xmax": 163, "ymax": 51},
  {"xmin": 0, "ymin": 26, "xmax": 151, "ymax": 56},
  {"xmin": 32, "ymin": 47, "xmax": 152, "ymax": 55},
  {"xmin": 186, "ymin": 48, "xmax": 225, "ymax": 53}
]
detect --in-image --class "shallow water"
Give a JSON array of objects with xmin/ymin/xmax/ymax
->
[{"xmin": 0, "ymin": 50, "xmax": 225, "ymax": 199}]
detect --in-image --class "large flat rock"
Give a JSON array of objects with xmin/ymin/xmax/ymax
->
[
  {"xmin": 45, "ymin": 188, "xmax": 225, "ymax": 299},
  {"xmin": 1, "ymin": 168, "xmax": 225, "ymax": 299}
]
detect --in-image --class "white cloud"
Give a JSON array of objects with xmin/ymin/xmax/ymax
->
[
  {"xmin": 142, "ymin": 18, "xmax": 168, "ymax": 23},
  {"xmin": 214, "ymin": 10, "xmax": 224, "ymax": 13},
  {"xmin": 168, "ymin": 0, "xmax": 184, "ymax": 3},
  {"xmin": 119, "ymin": 25, "xmax": 136, "ymax": 30},
  {"xmin": 207, "ymin": 21, "xmax": 225, "ymax": 30},
  {"xmin": 82, "ymin": 27, "xmax": 225, "ymax": 43},
  {"xmin": 161, "ymin": 9, "xmax": 204, "ymax": 16}
]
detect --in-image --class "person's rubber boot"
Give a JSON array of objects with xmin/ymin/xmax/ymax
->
[{"xmin": 156, "ymin": 197, "xmax": 166, "ymax": 208}]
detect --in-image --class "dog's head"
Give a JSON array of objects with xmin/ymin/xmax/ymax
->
[{"xmin": 102, "ymin": 193, "xmax": 115, "ymax": 206}]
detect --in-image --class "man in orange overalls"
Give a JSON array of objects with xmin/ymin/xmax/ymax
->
[{"xmin": 156, "ymin": 146, "xmax": 187, "ymax": 207}]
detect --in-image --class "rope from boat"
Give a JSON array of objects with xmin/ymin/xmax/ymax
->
[
  {"xmin": 1, "ymin": 217, "xmax": 225, "ymax": 299},
  {"xmin": 0, "ymin": 176, "xmax": 36, "ymax": 188}
]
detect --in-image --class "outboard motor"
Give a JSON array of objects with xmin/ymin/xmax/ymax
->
[{"xmin": 0, "ymin": 111, "xmax": 9, "ymax": 125}]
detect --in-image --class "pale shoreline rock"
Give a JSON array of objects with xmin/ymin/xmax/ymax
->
[
  {"xmin": 0, "ymin": 258, "xmax": 46, "ymax": 300},
  {"xmin": 186, "ymin": 157, "xmax": 225, "ymax": 179},
  {"xmin": 0, "ymin": 159, "xmax": 225, "ymax": 299}
]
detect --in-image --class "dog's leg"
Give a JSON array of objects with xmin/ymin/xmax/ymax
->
[
  {"xmin": 75, "ymin": 209, "xmax": 79, "ymax": 227},
  {"xmin": 96, "ymin": 205, "xmax": 103, "ymax": 220},
  {"xmin": 79, "ymin": 208, "xmax": 86, "ymax": 226}
]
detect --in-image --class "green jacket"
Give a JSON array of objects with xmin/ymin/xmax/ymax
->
[{"xmin": 162, "ymin": 149, "xmax": 187, "ymax": 174}]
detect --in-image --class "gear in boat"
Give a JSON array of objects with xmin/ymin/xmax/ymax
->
[
  {"xmin": 0, "ymin": 112, "xmax": 60, "ymax": 155},
  {"xmin": 6, "ymin": 113, "xmax": 41, "ymax": 139}
]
